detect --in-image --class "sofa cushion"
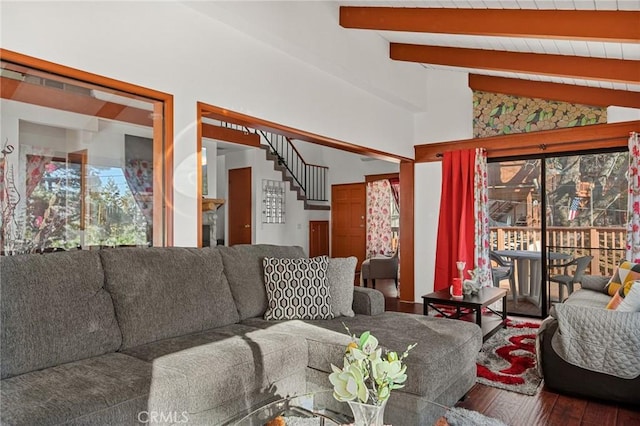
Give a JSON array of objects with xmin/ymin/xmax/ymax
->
[
  {"xmin": 605, "ymin": 260, "xmax": 640, "ymax": 296},
  {"xmin": 146, "ymin": 328, "xmax": 308, "ymax": 423},
  {"xmin": 0, "ymin": 353, "xmax": 151, "ymax": 425},
  {"xmin": 0, "ymin": 251, "xmax": 122, "ymax": 379},
  {"xmin": 617, "ymin": 281, "xmax": 640, "ymax": 312},
  {"xmin": 263, "ymin": 256, "xmax": 333, "ymax": 320},
  {"xmin": 579, "ymin": 275, "xmax": 611, "ymax": 293},
  {"xmin": 242, "ymin": 312, "xmax": 482, "ymax": 401},
  {"xmin": 101, "ymin": 247, "xmax": 239, "ymax": 349},
  {"xmin": 219, "ymin": 244, "xmax": 306, "ymax": 320},
  {"xmin": 562, "ymin": 288, "xmax": 611, "ymax": 309},
  {"xmin": 122, "ymin": 323, "xmax": 264, "ymax": 362},
  {"xmin": 327, "ymin": 257, "xmax": 357, "ymax": 317}
]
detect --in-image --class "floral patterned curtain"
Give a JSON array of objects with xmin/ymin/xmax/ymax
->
[
  {"xmin": 366, "ymin": 179, "xmax": 393, "ymax": 257},
  {"xmin": 389, "ymin": 177, "xmax": 400, "ymax": 212},
  {"xmin": 25, "ymin": 154, "xmax": 53, "ymax": 198},
  {"xmin": 124, "ymin": 159, "xmax": 153, "ymax": 224},
  {"xmin": 474, "ymin": 148, "xmax": 492, "ymax": 287},
  {"xmin": 627, "ymin": 132, "xmax": 640, "ymax": 263}
]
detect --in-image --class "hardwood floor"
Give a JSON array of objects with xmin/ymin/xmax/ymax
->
[{"xmin": 366, "ymin": 278, "xmax": 640, "ymax": 426}]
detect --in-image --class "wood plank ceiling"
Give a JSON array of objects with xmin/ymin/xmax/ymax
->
[{"xmin": 339, "ymin": 1, "xmax": 640, "ymax": 105}]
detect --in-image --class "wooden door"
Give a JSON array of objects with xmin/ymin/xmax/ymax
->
[
  {"xmin": 331, "ymin": 183, "xmax": 366, "ymax": 270},
  {"xmin": 228, "ymin": 167, "xmax": 252, "ymax": 245},
  {"xmin": 309, "ymin": 220, "xmax": 329, "ymax": 257}
]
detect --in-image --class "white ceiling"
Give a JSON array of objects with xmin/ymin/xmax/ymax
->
[
  {"xmin": 339, "ymin": 0, "xmax": 640, "ymax": 92},
  {"xmin": 187, "ymin": 1, "xmax": 639, "ymax": 111}
]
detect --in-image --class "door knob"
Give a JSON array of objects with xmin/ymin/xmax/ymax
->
[{"xmin": 244, "ymin": 224, "xmax": 250, "ymax": 228}]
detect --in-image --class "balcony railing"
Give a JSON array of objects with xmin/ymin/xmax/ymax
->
[{"xmin": 491, "ymin": 226, "xmax": 626, "ymax": 277}]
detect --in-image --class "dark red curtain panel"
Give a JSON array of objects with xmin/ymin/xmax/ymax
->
[{"xmin": 434, "ymin": 149, "xmax": 476, "ymax": 291}]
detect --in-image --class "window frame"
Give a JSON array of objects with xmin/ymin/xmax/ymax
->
[{"xmin": 0, "ymin": 48, "xmax": 174, "ymax": 247}]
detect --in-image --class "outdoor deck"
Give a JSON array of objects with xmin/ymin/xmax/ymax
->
[{"xmin": 491, "ymin": 226, "xmax": 626, "ymax": 277}]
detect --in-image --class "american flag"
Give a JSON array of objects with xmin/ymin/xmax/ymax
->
[{"xmin": 568, "ymin": 197, "xmax": 580, "ymax": 221}]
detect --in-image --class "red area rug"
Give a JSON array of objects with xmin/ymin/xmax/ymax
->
[{"xmin": 476, "ymin": 319, "xmax": 542, "ymax": 396}]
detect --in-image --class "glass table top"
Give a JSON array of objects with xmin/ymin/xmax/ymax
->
[{"xmin": 226, "ymin": 389, "xmax": 477, "ymax": 426}]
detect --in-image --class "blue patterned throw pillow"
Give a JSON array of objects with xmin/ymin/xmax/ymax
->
[{"xmin": 263, "ymin": 256, "xmax": 333, "ymax": 320}]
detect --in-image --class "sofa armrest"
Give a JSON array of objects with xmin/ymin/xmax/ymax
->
[
  {"xmin": 549, "ymin": 304, "xmax": 640, "ymax": 379},
  {"xmin": 352, "ymin": 287, "xmax": 385, "ymax": 316},
  {"xmin": 579, "ymin": 275, "xmax": 611, "ymax": 293}
]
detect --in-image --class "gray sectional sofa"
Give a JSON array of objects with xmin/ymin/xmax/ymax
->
[
  {"xmin": 1, "ymin": 245, "xmax": 482, "ymax": 425},
  {"xmin": 537, "ymin": 275, "xmax": 640, "ymax": 405}
]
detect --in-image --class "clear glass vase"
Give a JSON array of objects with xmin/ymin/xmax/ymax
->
[{"xmin": 347, "ymin": 399, "xmax": 387, "ymax": 426}]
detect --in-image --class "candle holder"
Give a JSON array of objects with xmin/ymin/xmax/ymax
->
[
  {"xmin": 451, "ymin": 260, "xmax": 466, "ymax": 299},
  {"xmin": 456, "ymin": 261, "xmax": 466, "ymax": 280}
]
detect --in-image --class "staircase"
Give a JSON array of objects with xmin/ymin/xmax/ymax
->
[
  {"xmin": 213, "ymin": 121, "xmax": 329, "ymax": 210},
  {"xmin": 489, "ymin": 200, "xmax": 516, "ymax": 223},
  {"xmin": 256, "ymin": 130, "xmax": 330, "ymax": 211}
]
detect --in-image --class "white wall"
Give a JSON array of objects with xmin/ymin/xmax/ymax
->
[
  {"xmin": 293, "ymin": 140, "xmax": 400, "ymax": 188},
  {"xmin": 216, "ymin": 140, "xmax": 400, "ymax": 253},
  {"xmin": 607, "ymin": 106, "xmax": 640, "ymax": 123},
  {"xmin": 414, "ymin": 162, "xmax": 443, "ymax": 299},
  {"xmin": 220, "ymin": 147, "xmax": 320, "ymax": 252},
  {"xmin": 412, "ymin": 69, "xmax": 474, "ymax": 301},
  {"xmin": 0, "ymin": 1, "xmax": 421, "ymax": 247},
  {"xmin": 414, "ymin": 70, "xmax": 473, "ymax": 145}
]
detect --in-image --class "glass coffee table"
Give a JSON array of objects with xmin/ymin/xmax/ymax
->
[{"xmin": 226, "ymin": 390, "xmax": 476, "ymax": 425}]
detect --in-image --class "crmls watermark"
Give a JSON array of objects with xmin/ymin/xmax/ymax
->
[{"xmin": 137, "ymin": 411, "xmax": 189, "ymax": 424}]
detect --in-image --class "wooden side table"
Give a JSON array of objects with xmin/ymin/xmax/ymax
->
[{"xmin": 422, "ymin": 287, "xmax": 507, "ymax": 341}]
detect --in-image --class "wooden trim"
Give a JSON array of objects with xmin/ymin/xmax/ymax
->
[
  {"xmin": 163, "ymin": 98, "xmax": 174, "ymax": 247},
  {"xmin": 390, "ymin": 44, "xmax": 640, "ymax": 84},
  {"xmin": 399, "ymin": 160, "xmax": 414, "ymax": 302},
  {"xmin": 197, "ymin": 105, "xmax": 203, "ymax": 248},
  {"xmin": 414, "ymin": 120, "xmax": 639, "ymax": 163},
  {"xmin": 202, "ymin": 123, "xmax": 260, "ymax": 147},
  {"xmin": 340, "ymin": 7, "xmax": 640, "ymax": 43},
  {"xmin": 469, "ymin": 74, "xmax": 640, "ymax": 109},
  {"xmin": 199, "ymin": 102, "xmax": 411, "ymax": 163},
  {"xmin": 153, "ymin": 100, "xmax": 168, "ymax": 247},
  {"xmin": 365, "ymin": 172, "xmax": 399, "ymax": 183},
  {"xmin": 0, "ymin": 49, "xmax": 173, "ymax": 101},
  {"xmin": 0, "ymin": 77, "xmax": 153, "ymax": 127},
  {"xmin": 67, "ymin": 150, "xmax": 88, "ymax": 232},
  {"xmin": 1, "ymin": 48, "xmax": 175, "ymax": 246}
]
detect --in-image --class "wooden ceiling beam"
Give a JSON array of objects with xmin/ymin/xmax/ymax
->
[
  {"xmin": 340, "ymin": 7, "xmax": 640, "ymax": 43},
  {"xmin": 469, "ymin": 74, "xmax": 640, "ymax": 108},
  {"xmin": 390, "ymin": 44, "xmax": 640, "ymax": 84}
]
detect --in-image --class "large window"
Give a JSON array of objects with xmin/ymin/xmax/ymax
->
[{"xmin": 0, "ymin": 52, "xmax": 171, "ymax": 253}]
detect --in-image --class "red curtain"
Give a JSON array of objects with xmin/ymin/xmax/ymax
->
[{"xmin": 434, "ymin": 149, "xmax": 476, "ymax": 291}]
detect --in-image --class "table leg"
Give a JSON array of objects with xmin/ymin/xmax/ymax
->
[
  {"xmin": 423, "ymin": 302, "xmax": 429, "ymax": 316},
  {"xmin": 530, "ymin": 259, "xmax": 541, "ymax": 307},
  {"xmin": 501, "ymin": 294, "xmax": 507, "ymax": 327},
  {"xmin": 476, "ymin": 307, "xmax": 482, "ymax": 328},
  {"xmin": 516, "ymin": 259, "xmax": 527, "ymax": 298}
]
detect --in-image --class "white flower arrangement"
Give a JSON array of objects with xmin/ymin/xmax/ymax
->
[{"xmin": 329, "ymin": 326, "xmax": 417, "ymax": 406}]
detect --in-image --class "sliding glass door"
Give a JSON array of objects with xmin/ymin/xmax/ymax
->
[
  {"xmin": 488, "ymin": 158, "xmax": 544, "ymax": 317},
  {"xmin": 488, "ymin": 149, "xmax": 628, "ymax": 318},
  {"xmin": 543, "ymin": 151, "xmax": 628, "ymax": 315}
]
